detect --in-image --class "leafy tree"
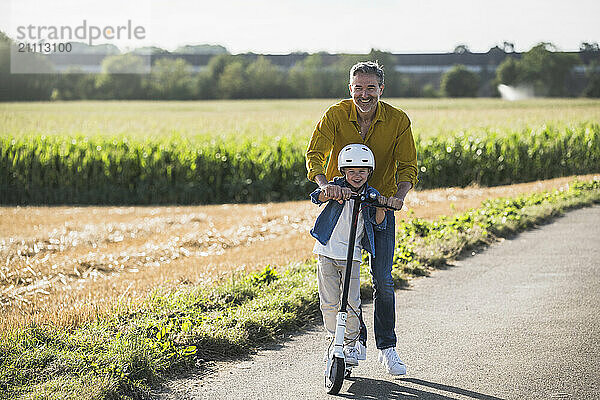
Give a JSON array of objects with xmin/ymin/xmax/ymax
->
[
  {"xmin": 287, "ymin": 62, "xmax": 306, "ymax": 98},
  {"xmin": 195, "ymin": 54, "xmax": 236, "ymax": 98},
  {"xmin": 53, "ymin": 68, "xmax": 98, "ymax": 100},
  {"xmin": 218, "ymin": 61, "xmax": 248, "ymax": 99},
  {"xmin": 583, "ymin": 61, "xmax": 600, "ymax": 97},
  {"xmin": 453, "ymin": 44, "xmax": 471, "ymax": 54},
  {"xmin": 502, "ymin": 42, "xmax": 515, "ymax": 53},
  {"xmin": 580, "ymin": 42, "xmax": 599, "ymax": 53},
  {"xmin": 441, "ymin": 64, "xmax": 480, "ymax": 97},
  {"xmin": 303, "ymin": 53, "xmax": 336, "ymax": 98},
  {"xmin": 422, "ymin": 83, "xmax": 440, "ymax": 98},
  {"xmin": 288, "ymin": 54, "xmax": 331, "ymax": 98},
  {"xmin": 518, "ymin": 43, "xmax": 579, "ymax": 96},
  {"xmin": 579, "ymin": 42, "xmax": 600, "ymax": 97},
  {"xmin": 195, "ymin": 71, "xmax": 215, "ymax": 99},
  {"xmin": 496, "ymin": 57, "xmax": 521, "ymax": 86},
  {"xmin": 495, "ymin": 43, "xmax": 581, "ymax": 96},
  {"xmin": 0, "ymin": 31, "xmax": 55, "ymax": 101},
  {"xmin": 95, "ymin": 54, "xmax": 148, "ymax": 99},
  {"xmin": 146, "ymin": 58, "xmax": 194, "ymax": 99},
  {"xmin": 206, "ymin": 54, "xmax": 235, "ymax": 78},
  {"xmin": 245, "ymin": 56, "xmax": 285, "ymax": 98}
]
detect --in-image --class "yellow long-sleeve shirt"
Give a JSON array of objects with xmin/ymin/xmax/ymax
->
[{"xmin": 305, "ymin": 99, "xmax": 418, "ymax": 197}]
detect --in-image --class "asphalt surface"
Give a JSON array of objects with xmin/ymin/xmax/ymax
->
[{"xmin": 158, "ymin": 206, "xmax": 600, "ymax": 400}]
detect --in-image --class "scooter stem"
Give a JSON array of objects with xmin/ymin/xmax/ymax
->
[{"xmin": 339, "ymin": 195, "xmax": 362, "ymax": 313}]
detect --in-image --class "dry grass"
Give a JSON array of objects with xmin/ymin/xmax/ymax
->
[{"xmin": 1, "ymin": 174, "xmax": 597, "ymax": 331}]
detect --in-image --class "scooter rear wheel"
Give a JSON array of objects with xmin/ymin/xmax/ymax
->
[{"xmin": 325, "ymin": 356, "xmax": 345, "ymax": 394}]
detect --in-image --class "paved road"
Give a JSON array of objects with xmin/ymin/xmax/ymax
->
[{"xmin": 159, "ymin": 206, "xmax": 600, "ymax": 400}]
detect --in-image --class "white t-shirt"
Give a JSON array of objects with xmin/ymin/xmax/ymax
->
[{"xmin": 313, "ymin": 198, "xmax": 365, "ymax": 262}]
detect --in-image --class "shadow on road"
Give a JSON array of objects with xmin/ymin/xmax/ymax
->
[{"xmin": 339, "ymin": 377, "xmax": 506, "ymax": 400}]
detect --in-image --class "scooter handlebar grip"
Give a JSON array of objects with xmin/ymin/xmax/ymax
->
[{"xmin": 349, "ymin": 193, "xmax": 401, "ymax": 210}]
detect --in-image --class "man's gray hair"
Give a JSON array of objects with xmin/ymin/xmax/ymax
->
[{"xmin": 350, "ymin": 61, "xmax": 384, "ymax": 86}]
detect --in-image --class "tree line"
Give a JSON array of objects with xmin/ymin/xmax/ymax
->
[{"xmin": 1, "ymin": 32, "xmax": 599, "ymax": 101}]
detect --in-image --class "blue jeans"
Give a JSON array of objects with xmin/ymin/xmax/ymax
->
[{"xmin": 359, "ymin": 210, "xmax": 397, "ymax": 350}]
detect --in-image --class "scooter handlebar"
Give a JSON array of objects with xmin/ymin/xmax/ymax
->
[{"xmin": 350, "ymin": 192, "xmax": 401, "ymax": 211}]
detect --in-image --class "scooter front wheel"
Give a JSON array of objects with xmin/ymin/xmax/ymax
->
[{"xmin": 325, "ymin": 356, "xmax": 345, "ymax": 394}]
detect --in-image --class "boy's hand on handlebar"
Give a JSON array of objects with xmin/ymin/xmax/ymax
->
[
  {"xmin": 337, "ymin": 187, "xmax": 353, "ymax": 204},
  {"xmin": 320, "ymin": 184, "xmax": 352, "ymax": 204}
]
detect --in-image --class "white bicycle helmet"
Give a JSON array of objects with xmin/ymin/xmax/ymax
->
[{"xmin": 337, "ymin": 144, "xmax": 375, "ymax": 172}]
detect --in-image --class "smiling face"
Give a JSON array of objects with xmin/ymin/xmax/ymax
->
[
  {"xmin": 342, "ymin": 167, "xmax": 371, "ymax": 191},
  {"xmin": 349, "ymin": 72, "xmax": 384, "ymax": 115}
]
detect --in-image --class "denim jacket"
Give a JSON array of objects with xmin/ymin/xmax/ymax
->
[{"xmin": 310, "ymin": 177, "xmax": 386, "ymax": 258}]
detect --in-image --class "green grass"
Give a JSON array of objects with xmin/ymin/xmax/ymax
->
[
  {"xmin": 1, "ymin": 98, "xmax": 599, "ymax": 140},
  {"xmin": 1, "ymin": 179, "xmax": 599, "ymax": 400}
]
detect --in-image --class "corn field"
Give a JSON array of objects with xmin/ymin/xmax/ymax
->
[
  {"xmin": 416, "ymin": 123, "xmax": 600, "ymax": 188},
  {"xmin": 1, "ymin": 123, "xmax": 598, "ymax": 204}
]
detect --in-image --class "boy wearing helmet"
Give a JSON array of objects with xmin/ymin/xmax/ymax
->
[{"xmin": 310, "ymin": 144, "xmax": 393, "ymax": 368}]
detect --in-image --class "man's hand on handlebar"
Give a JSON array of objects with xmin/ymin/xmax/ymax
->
[{"xmin": 377, "ymin": 195, "xmax": 404, "ymax": 211}]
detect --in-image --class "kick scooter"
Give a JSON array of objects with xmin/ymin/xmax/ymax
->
[{"xmin": 324, "ymin": 192, "xmax": 398, "ymax": 394}]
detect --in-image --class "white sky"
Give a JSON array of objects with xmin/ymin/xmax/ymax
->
[{"xmin": 1, "ymin": 0, "xmax": 598, "ymax": 54}]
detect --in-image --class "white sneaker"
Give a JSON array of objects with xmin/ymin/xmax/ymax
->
[
  {"xmin": 378, "ymin": 348, "xmax": 407, "ymax": 375},
  {"xmin": 344, "ymin": 345, "xmax": 359, "ymax": 366},
  {"xmin": 356, "ymin": 341, "xmax": 367, "ymax": 361}
]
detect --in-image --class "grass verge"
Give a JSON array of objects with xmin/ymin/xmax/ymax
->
[{"xmin": 1, "ymin": 178, "xmax": 599, "ymax": 399}]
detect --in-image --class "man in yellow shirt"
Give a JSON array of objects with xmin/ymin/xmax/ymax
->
[{"xmin": 305, "ymin": 61, "xmax": 418, "ymax": 376}]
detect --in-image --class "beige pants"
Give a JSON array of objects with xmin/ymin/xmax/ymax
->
[{"xmin": 316, "ymin": 255, "xmax": 361, "ymax": 346}]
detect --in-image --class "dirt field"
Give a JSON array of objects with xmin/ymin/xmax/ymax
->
[{"xmin": 1, "ymin": 174, "xmax": 597, "ymax": 330}]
